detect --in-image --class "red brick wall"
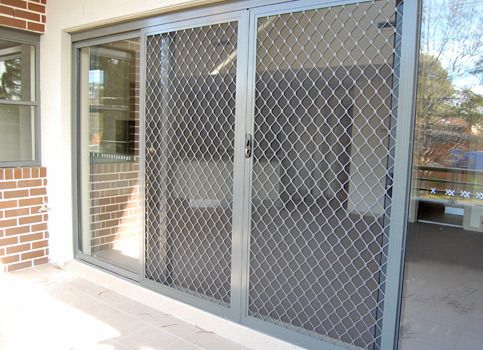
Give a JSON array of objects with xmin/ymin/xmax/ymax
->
[
  {"xmin": 0, "ymin": 167, "xmax": 49, "ymax": 273},
  {"xmin": 89, "ymin": 162, "xmax": 140, "ymax": 252},
  {"xmin": 0, "ymin": 0, "xmax": 46, "ymax": 33}
]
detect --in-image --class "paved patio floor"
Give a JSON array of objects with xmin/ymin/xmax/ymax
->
[{"xmin": 0, "ymin": 265, "xmax": 251, "ymax": 350}]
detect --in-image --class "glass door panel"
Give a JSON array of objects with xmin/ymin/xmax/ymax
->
[
  {"xmin": 79, "ymin": 37, "xmax": 142, "ymax": 273},
  {"xmin": 399, "ymin": 0, "xmax": 483, "ymax": 349}
]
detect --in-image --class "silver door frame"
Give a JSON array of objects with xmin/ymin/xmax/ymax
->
[
  {"xmin": 140, "ymin": 10, "xmax": 250, "ymax": 321},
  {"xmin": 71, "ymin": 0, "xmax": 421, "ymax": 348},
  {"xmin": 72, "ymin": 30, "xmax": 143, "ymax": 283}
]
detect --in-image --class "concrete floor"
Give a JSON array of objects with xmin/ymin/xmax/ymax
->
[
  {"xmin": 0, "ymin": 265, "xmax": 251, "ymax": 350},
  {"xmin": 399, "ymin": 260, "xmax": 483, "ymax": 350}
]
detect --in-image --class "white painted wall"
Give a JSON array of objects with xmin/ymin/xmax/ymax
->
[{"xmin": 41, "ymin": 0, "xmax": 220, "ymax": 266}]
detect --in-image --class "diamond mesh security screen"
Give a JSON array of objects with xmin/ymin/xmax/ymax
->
[
  {"xmin": 248, "ymin": 1, "xmax": 402, "ymax": 348},
  {"xmin": 144, "ymin": 22, "xmax": 238, "ymax": 306}
]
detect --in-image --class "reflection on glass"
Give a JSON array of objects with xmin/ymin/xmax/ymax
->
[
  {"xmin": 88, "ymin": 47, "xmax": 135, "ymax": 160},
  {"xmin": 0, "ymin": 105, "xmax": 35, "ymax": 161},
  {"xmin": 0, "ymin": 41, "xmax": 35, "ymax": 101},
  {"xmin": 0, "ymin": 40, "xmax": 36, "ymax": 163},
  {"xmin": 400, "ymin": 0, "xmax": 482, "ymax": 349},
  {"xmin": 79, "ymin": 38, "xmax": 141, "ymax": 273}
]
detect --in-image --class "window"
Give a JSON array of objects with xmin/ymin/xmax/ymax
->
[
  {"xmin": 78, "ymin": 37, "xmax": 141, "ymax": 274},
  {"xmin": 87, "ymin": 46, "xmax": 136, "ymax": 161},
  {"xmin": 399, "ymin": 0, "xmax": 483, "ymax": 349},
  {"xmin": 0, "ymin": 29, "xmax": 40, "ymax": 166}
]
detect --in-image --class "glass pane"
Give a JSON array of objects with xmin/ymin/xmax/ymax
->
[
  {"xmin": 144, "ymin": 22, "xmax": 238, "ymax": 306},
  {"xmin": 399, "ymin": 0, "xmax": 483, "ymax": 349},
  {"xmin": 0, "ymin": 40, "xmax": 35, "ymax": 101},
  {"xmin": 79, "ymin": 38, "xmax": 141, "ymax": 273},
  {"xmin": 0, "ymin": 105, "xmax": 35, "ymax": 161}
]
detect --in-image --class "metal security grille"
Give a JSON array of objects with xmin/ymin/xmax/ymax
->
[
  {"xmin": 248, "ymin": 1, "xmax": 403, "ymax": 348},
  {"xmin": 144, "ymin": 22, "xmax": 238, "ymax": 306}
]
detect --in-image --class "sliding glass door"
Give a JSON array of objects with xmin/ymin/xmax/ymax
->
[
  {"xmin": 78, "ymin": 36, "xmax": 142, "ymax": 274},
  {"xmin": 75, "ymin": 0, "xmax": 421, "ymax": 348},
  {"xmin": 399, "ymin": 0, "xmax": 483, "ymax": 349},
  {"xmin": 139, "ymin": 1, "xmax": 417, "ymax": 348}
]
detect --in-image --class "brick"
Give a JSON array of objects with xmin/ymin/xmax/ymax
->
[
  {"xmin": 0, "ymin": 254, "xmax": 19, "ymax": 264},
  {"xmin": 21, "ymin": 167, "xmax": 30, "ymax": 178},
  {"xmin": 30, "ymin": 187, "xmax": 46, "ymax": 196},
  {"xmin": 20, "ymin": 232, "xmax": 43, "ymax": 243},
  {"xmin": 30, "ymin": 205, "xmax": 42, "ymax": 214},
  {"xmin": 21, "ymin": 249, "xmax": 44, "ymax": 260},
  {"xmin": 13, "ymin": 168, "xmax": 22, "ymax": 179},
  {"xmin": 27, "ymin": 1, "xmax": 44, "ymax": 13},
  {"xmin": 0, "ymin": 181, "xmax": 17, "ymax": 190},
  {"xmin": 0, "ymin": 200, "xmax": 17, "ymax": 209},
  {"xmin": 31, "ymin": 223, "xmax": 47, "ymax": 232},
  {"xmin": 31, "ymin": 167, "xmax": 39, "ymax": 178},
  {"xmin": 27, "ymin": 21, "xmax": 44, "ymax": 32},
  {"xmin": 6, "ymin": 225, "xmax": 29, "ymax": 235},
  {"xmin": 6, "ymin": 243, "xmax": 30, "ymax": 254},
  {"xmin": 4, "ymin": 169, "xmax": 13, "ymax": 180},
  {"xmin": 19, "ymin": 214, "xmax": 42, "ymax": 225},
  {"xmin": 0, "ymin": 5, "xmax": 13, "ymax": 16},
  {"xmin": 6, "ymin": 260, "xmax": 32, "ymax": 272},
  {"xmin": 0, "ymin": 236, "xmax": 17, "ymax": 247},
  {"xmin": 0, "ymin": 218, "xmax": 16, "ymax": 228},
  {"xmin": 1, "ymin": 0, "xmax": 27, "ymax": 9},
  {"xmin": 32, "ymin": 240, "xmax": 48, "ymax": 249},
  {"xmin": 19, "ymin": 197, "xmax": 43, "ymax": 206},
  {"xmin": 4, "ymin": 207, "xmax": 30, "ymax": 217},
  {"xmin": 33, "ymin": 256, "xmax": 48, "ymax": 266},
  {"xmin": 18, "ymin": 179, "xmax": 43, "ymax": 188},
  {"xmin": 4, "ymin": 189, "xmax": 29, "ymax": 199},
  {"xmin": 39, "ymin": 167, "xmax": 46, "ymax": 177}
]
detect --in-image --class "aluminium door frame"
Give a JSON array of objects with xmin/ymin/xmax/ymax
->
[
  {"xmin": 239, "ymin": 0, "xmax": 421, "ymax": 349},
  {"xmin": 139, "ymin": 10, "xmax": 250, "ymax": 321},
  {"xmin": 71, "ymin": 0, "xmax": 420, "ymax": 347},
  {"xmin": 72, "ymin": 30, "xmax": 143, "ymax": 283}
]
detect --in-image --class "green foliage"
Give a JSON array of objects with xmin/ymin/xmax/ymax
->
[
  {"xmin": 458, "ymin": 89, "xmax": 483, "ymax": 129},
  {"xmin": 417, "ymin": 53, "xmax": 455, "ymax": 122},
  {"xmin": 417, "ymin": 53, "xmax": 482, "ymax": 129}
]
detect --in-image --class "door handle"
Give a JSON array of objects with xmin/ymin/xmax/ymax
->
[{"xmin": 245, "ymin": 133, "xmax": 253, "ymax": 158}]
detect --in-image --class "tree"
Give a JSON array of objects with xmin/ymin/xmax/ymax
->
[
  {"xmin": 0, "ymin": 57, "xmax": 22, "ymax": 100},
  {"xmin": 417, "ymin": 53, "xmax": 455, "ymax": 123},
  {"xmin": 457, "ymin": 89, "xmax": 483, "ymax": 131}
]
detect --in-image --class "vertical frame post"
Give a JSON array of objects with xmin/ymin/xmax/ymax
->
[{"xmin": 380, "ymin": 0, "xmax": 420, "ymax": 348}]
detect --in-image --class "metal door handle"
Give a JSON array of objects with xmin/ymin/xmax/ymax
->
[{"xmin": 245, "ymin": 133, "xmax": 252, "ymax": 158}]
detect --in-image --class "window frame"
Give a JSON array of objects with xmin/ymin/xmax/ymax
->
[{"xmin": 0, "ymin": 28, "xmax": 41, "ymax": 167}]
